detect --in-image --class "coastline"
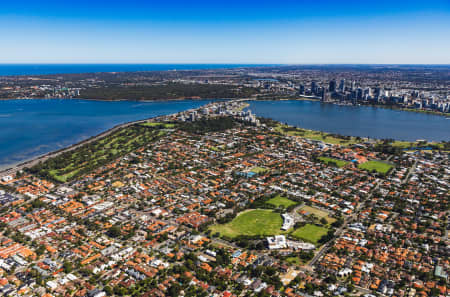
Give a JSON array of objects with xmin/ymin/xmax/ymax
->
[
  {"xmin": 0, "ymin": 112, "xmax": 174, "ymax": 178},
  {"xmin": 2, "ymin": 96, "xmax": 447, "ymax": 117},
  {"xmin": 0, "ymin": 97, "xmax": 223, "ymax": 102},
  {"xmin": 253, "ymin": 97, "xmax": 449, "ymax": 117},
  {"xmin": 1, "ymin": 98, "xmax": 447, "ymax": 177},
  {"xmin": 0, "ymin": 98, "xmax": 253, "ymax": 178},
  {"xmin": 0, "ymin": 98, "xmax": 250, "ymax": 177}
]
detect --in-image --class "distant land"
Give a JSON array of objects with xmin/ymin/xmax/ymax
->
[
  {"xmin": 0, "ymin": 64, "xmax": 278, "ymax": 76},
  {"xmin": 1, "ymin": 63, "xmax": 450, "ymax": 77},
  {"xmin": 1, "ymin": 64, "xmax": 449, "ymax": 116}
]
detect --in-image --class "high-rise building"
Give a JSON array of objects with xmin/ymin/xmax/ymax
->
[
  {"xmin": 189, "ymin": 111, "xmax": 197, "ymax": 121},
  {"xmin": 299, "ymin": 84, "xmax": 305, "ymax": 94},
  {"xmin": 322, "ymin": 89, "xmax": 331, "ymax": 102},
  {"xmin": 329, "ymin": 80, "xmax": 336, "ymax": 93},
  {"xmin": 357, "ymin": 88, "xmax": 363, "ymax": 100},
  {"xmin": 311, "ymin": 81, "xmax": 318, "ymax": 95},
  {"xmin": 339, "ymin": 79, "xmax": 345, "ymax": 92},
  {"xmin": 374, "ymin": 87, "xmax": 381, "ymax": 98}
]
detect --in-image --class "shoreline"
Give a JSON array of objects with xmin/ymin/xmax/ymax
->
[
  {"xmin": 1, "ymin": 96, "xmax": 448, "ymax": 117},
  {"xmin": 0, "ymin": 97, "xmax": 225, "ymax": 103},
  {"xmin": 0, "ymin": 98, "xmax": 250, "ymax": 178},
  {"xmin": 0, "ymin": 111, "xmax": 180, "ymax": 178},
  {"xmin": 1, "ymin": 98, "xmax": 447, "ymax": 177},
  {"xmin": 252, "ymin": 97, "xmax": 449, "ymax": 117},
  {"xmin": 0, "ymin": 98, "xmax": 252, "ymax": 177}
]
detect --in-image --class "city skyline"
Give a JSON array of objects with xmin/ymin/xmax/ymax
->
[{"xmin": 1, "ymin": 0, "xmax": 450, "ymax": 64}]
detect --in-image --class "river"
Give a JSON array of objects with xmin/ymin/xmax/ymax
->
[
  {"xmin": 1, "ymin": 98, "xmax": 448, "ymax": 169},
  {"xmin": 0, "ymin": 99, "xmax": 212, "ymax": 169},
  {"xmin": 248, "ymin": 100, "xmax": 449, "ymax": 142}
]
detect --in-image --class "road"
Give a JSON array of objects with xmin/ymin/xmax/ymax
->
[
  {"xmin": 0, "ymin": 99, "xmax": 254, "ymax": 179},
  {"xmin": 307, "ymin": 176, "xmax": 383, "ymax": 269},
  {"xmin": 402, "ymin": 160, "xmax": 417, "ymax": 184},
  {"xmin": 290, "ymin": 203, "xmax": 305, "ymax": 222}
]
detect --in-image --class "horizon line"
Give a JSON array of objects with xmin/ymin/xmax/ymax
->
[{"xmin": 1, "ymin": 62, "xmax": 450, "ymax": 66}]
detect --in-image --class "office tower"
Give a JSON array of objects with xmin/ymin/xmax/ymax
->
[
  {"xmin": 299, "ymin": 84, "xmax": 305, "ymax": 94},
  {"xmin": 329, "ymin": 80, "xmax": 336, "ymax": 93},
  {"xmin": 322, "ymin": 89, "xmax": 331, "ymax": 102},
  {"xmin": 357, "ymin": 88, "xmax": 363, "ymax": 100},
  {"xmin": 311, "ymin": 81, "xmax": 317, "ymax": 95},
  {"xmin": 339, "ymin": 79, "xmax": 345, "ymax": 92},
  {"xmin": 374, "ymin": 87, "xmax": 381, "ymax": 98}
]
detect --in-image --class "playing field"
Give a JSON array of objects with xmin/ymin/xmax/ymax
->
[
  {"xmin": 275, "ymin": 124, "xmax": 362, "ymax": 146},
  {"xmin": 318, "ymin": 156, "xmax": 349, "ymax": 167},
  {"xmin": 358, "ymin": 160, "xmax": 393, "ymax": 174},
  {"xmin": 291, "ymin": 224, "xmax": 329, "ymax": 243},
  {"xmin": 209, "ymin": 209, "xmax": 285, "ymax": 238},
  {"xmin": 250, "ymin": 166, "xmax": 268, "ymax": 174},
  {"xmin": 299, "ymin": 205, "xmax": 335, "ymax": 224},
  {"xmin": 267, "ymin": 195, "xmax": 298, "ymax": 208}
]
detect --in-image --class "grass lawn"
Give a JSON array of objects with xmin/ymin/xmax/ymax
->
[
  {"xmin": 299, "ymin": 205, "xmax": 336, "ymax": 224},
  {"xmin": 285, "ymin": 256, "xmax": 302, "ymax": 266},
  {"xmin": 318, "ymin": 157, "xmax": 349, "ymax": 168},
  {"xmin": 209, "ymin": 209, "xmax": 286, "ymax": 238},
  {"xmin": 390, "ymin": 140, "xmax": 446, "ymax": 151},
  {"xmin": 291, "ymin": 224, "xmax": 329, "ymax": 244},
  {"xmin": 267, "ymin": 195, "xmax": 298, "ymax": 208},
  {"xmin": 275, "ymin": 124, "xmax": 362, "ymax": 146},
  {"xmin": 141, "ymin": 122, "xmax": 175, "ymax": 128},
  {"xmin": 358, "ymin": 160, "xmax": 393, "ymax": 175},
  {"xmin": 32, "ymin": 124, "xmax": 164, "ymax": 182},
  {"xmin": 390, "ymin": 140, "xmax": 418, "ymax": 148},
  {"xmin": 250, "ymin": 166, "xmax": 268, "ymax": 174}
]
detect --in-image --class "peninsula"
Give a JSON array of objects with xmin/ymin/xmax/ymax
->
[{"xmin": 1, "ymin": 65, "xmax": 449, "ymax": 115}]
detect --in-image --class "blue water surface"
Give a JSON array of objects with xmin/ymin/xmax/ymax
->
[
  {"xmin": 249, "ymin": 100, "xmax": 449, "ymax": 142},
  {"xmin": 1, "ymin": 98, "xmax": 449, "ymax": 169},
  {"xmin": 0, "ymin": 64, "xmax": 272, "ymax": 76},
  {"xmin": 0, "ymin": 99, "xmax": 211, "ymax": 167}
]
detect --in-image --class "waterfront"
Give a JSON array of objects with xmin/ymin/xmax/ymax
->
[
  {"xmin": 0, "ymin": 64, "xmax": 272, "ymax": 76},
  {"xmin": 248, "ymin": 100, "xmax": 449, "ymax": 142},
  {"xmin": 0, "ymin": 99, "xmax": 212, "ymax": 169},
  {"xmin": 1, "ymin": 98, "xmax": 449, "ymax": 169}
]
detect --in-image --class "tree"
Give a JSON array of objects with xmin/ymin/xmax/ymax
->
[
  {"xmin": 167, "ymin": 283, "xmax": 181, "ymax": 297},
  {"xmin": 36, "ymin": 244, "xmax": 46, "ymax": 256},
  {"xmin": 104, "ymin": 286, "xmax": 113, "ymax": 296},
  {"xmin": 107, "ymin": 225, "xmax": 121, "ymax": 238},
  {"xmin": 63, "ymin": 261, "xmax": 73, "ymax": 273}
]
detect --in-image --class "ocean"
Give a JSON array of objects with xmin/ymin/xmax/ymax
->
[{"xmin": 0, "ymin": 64, "xmax": 272, "ymax": 76}]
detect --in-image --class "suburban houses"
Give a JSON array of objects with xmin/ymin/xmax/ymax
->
[{"xmin": 0, "ymin": 100, "xmax": 447, "ymax": 297}]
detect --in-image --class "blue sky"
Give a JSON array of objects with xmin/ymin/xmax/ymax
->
[{"xmin": 1, "ymin": 0, "xmax": 449, "ymax": 64}]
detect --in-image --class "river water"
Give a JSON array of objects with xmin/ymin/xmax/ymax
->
[{"xmin": 0, "ymin": 98, "xmax": 448, "ymax": 169}]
